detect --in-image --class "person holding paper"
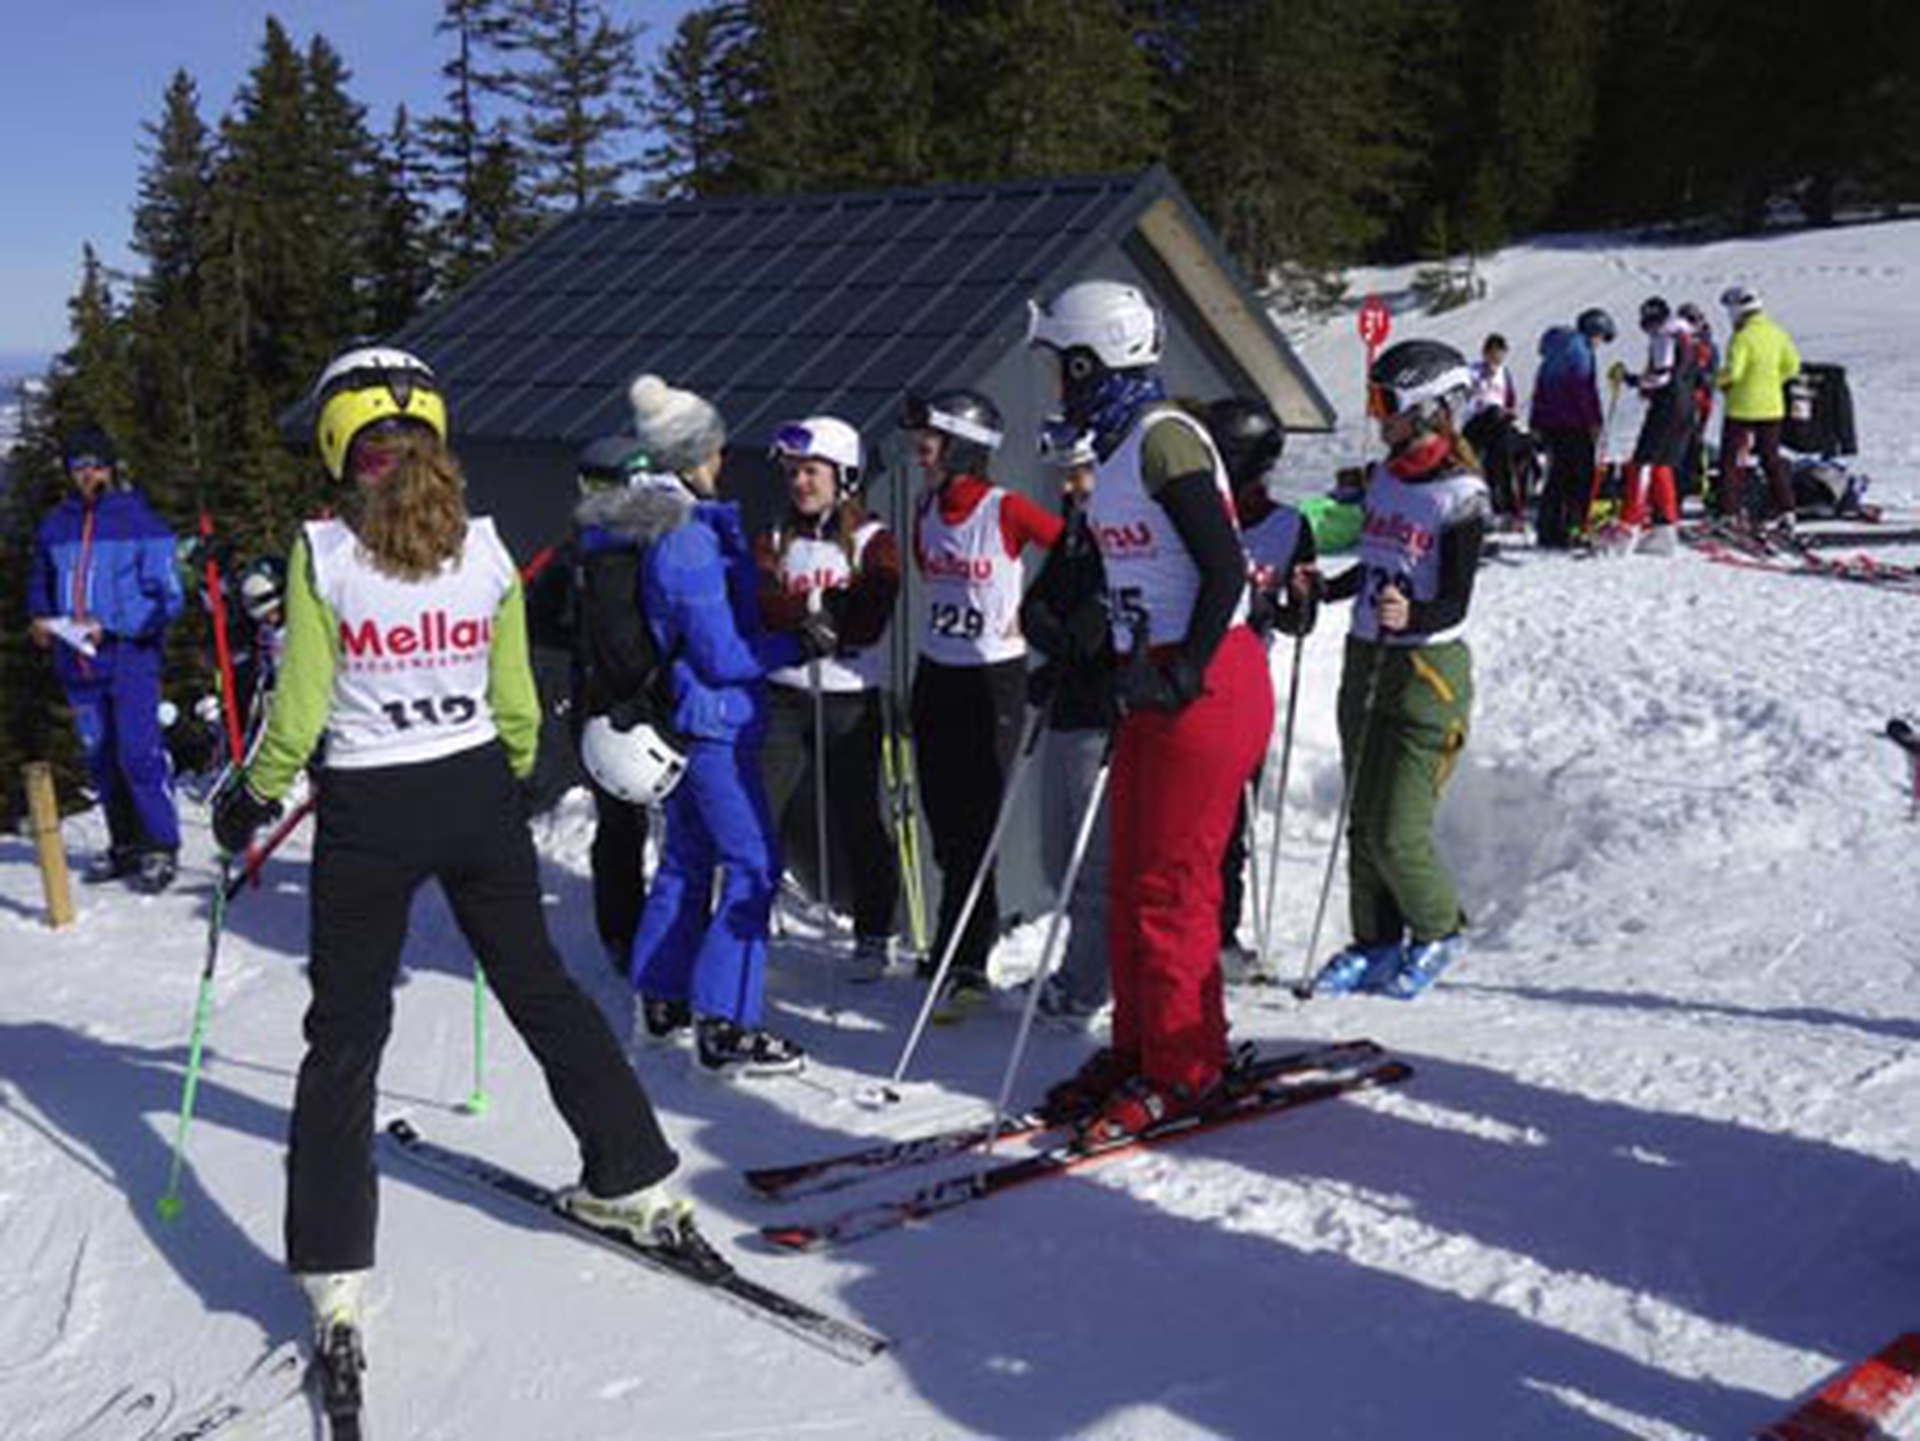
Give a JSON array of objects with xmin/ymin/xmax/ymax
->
[{"xmin": 29, "ymin": 425, "xmax": 184, "ymax": 893}]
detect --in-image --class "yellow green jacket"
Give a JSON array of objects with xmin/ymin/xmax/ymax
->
[
  {"xmin": 245, "ymin": 532, "xmax": 541, "ymax": 800},
  {"xmin": 1716, "ymin": 313, "xmax": 1801, "ymax": 422}
]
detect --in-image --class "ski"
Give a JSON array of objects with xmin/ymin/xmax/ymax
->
[
  {"xmin": 383, "ymin": 1120, "xmax": 888, "ymax": 1366},
  {"xmin": 1756, "ymin": 1331, "xmax": 1920, "ymax": 1440},
  {"xmin": 54, "ymin": 1379, "xmax": 173, "ymax": 1441},
  {"xmin": 310, "ymin": 1321, "xmax": 366, "ymax": 1441},
  {"xmin": 762, "ymin": 1053, "xmax": 1411, "ymax": 1252},
  {"xmin": 743, "ymin": 1039, "xmax": 1387, "ymax": 1202},
  {"xmin": 151, "ymin": 1339, "xmax": 306, "ymax": 1441}
]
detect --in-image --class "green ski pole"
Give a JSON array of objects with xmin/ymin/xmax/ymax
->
[
  {"xmin": 465, "ymin": 963, "xmax": 490, "ymax": 1115},
  {"xmin": 157, "ymin": 856, "xmax": 234, "ymax": 1221}
]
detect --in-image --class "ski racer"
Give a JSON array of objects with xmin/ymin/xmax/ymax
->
[
  {"xmin": 210, "ymin": 345, "xmax": 686, "ymax": 1374},
  {"xmin": 1609, "ymin": 296, "xmax": 1697, "ymax": 545},
  {"xmin": 1311, "ymin": 338, "xmax": 1487, "ymax": 1000},
  {"xmin": 1528, "ymin": 308, "xmax": 1616, "ymax": 548},
  {"xmin": 1027, "ymin": 280, "xmax": 1271, "ymax": 1140},
  {"xmin": 1716, "ymin": 285, "xmax": 1803, "ymax": 528},
  {"xmin": 754, "ymin": 414, "xmax": 903, "ymax": 979},
  {"xmin": 902, "ymin": 389, "xmax": 1061, "ymax": 1012}
]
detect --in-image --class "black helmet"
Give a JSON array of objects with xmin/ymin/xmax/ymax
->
[
  {"xmin": 1204, "ymin": 397, "xmax": 1285, "ymax": 490},
  {"xmin": 1576, "ymin": 307, "xmax": 1617, "ymax": 343},
  {"xmin": 1366, "ymin": 339, "xmax": 1473, "ymax": 424},
  {"xmin": 899, "ymin": 389, "xmax": 1003, "ymax": 477},
  {"xmin": 1639, "ymin": 295, "xmax": 1671, "ymax": 329},
  {"xmin": 576, "ymin": 433, "xmax": 654, "ymax": 494}
]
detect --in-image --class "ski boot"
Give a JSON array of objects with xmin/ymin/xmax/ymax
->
[
  {"xmin": 1382, "ymin": 933, "xmax": 1463, "ymax": 1000},
  {"xmin": 849, "ymin": 934, "xmax": 893, "ymax": 983},
  {"xmin": 1310, "ymin": 941, "xmax": 1404, "ymax": 996},
  {"xmin": 558, "ymin": 1179, "xmax": 695, "ymax": 1249},
  {"xmin": 930, "ymin": 970, "xmax": 991, "ymax": 1026},
  {"xmin": 694, "ymin": 1017, "xmax": 806, "ymax": 1077},
  {"xmin": 83, "ymin": 846, "xmax": 139, "ymax": 885},
  {"xmin": 638, "ymin": 995, "xmax": 691, "ymax": 1046},
  {"xmin": 1038, "ymin": 1047, "xmax": 1135, "ymax": 1125},
  {"xmin": 128, "ymin": 849, "xmax": 178, "ymax": 896},
  {"xmin": 1074, "ymin": 1075, "xmax": 1219, "ymax": 1149},
  {"xmin": 298, "ymin": 1272, "xmax": 367, "ymax": 1441}
]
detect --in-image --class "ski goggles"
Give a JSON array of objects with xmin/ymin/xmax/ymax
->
[{"xmin": 64, "ymin": 453, "xmax": 112, "ymax": 473}]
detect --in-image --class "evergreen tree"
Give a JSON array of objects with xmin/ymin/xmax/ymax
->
[
  {"xmin": 126, "ymin": 70, "xmax": 221, "ymax": 499},
  {"xmin": 1165, "ymin": 0, "xmax": 1411, "ymax": 280},
  {"xmin": 368, "ymin": 106, "xmax": 438, "ymax": 332},
  {"xmin": 422, "ymin": 0, "xmax": 527, "ymax": 285},
  {"xmin": 943, "ymin": 0, "xmax": 1164, "ymax": 178},
  {"xmin": 504, "ymin": 0, "xmax": 647, "ymax": 210},
  {"xmin": 641, "ymin": 3, "xmax": 753, "ymax": 196}
]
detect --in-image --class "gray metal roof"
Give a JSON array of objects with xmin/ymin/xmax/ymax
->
[{"xmin": 389, "ymin": 166, "xmax": 1333, "ymax": 447}]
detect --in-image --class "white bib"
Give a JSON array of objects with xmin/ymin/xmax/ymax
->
[
  {"xmin": 768, "ymin": 519, "xmax": 892, "ymax": 692},
  {"xmin": 306, "ymin": 516, "xmax": 517, "ymax": 769},
  {"xmin": 914, "ymin": 488, "xmax": 1026, "ymax": 665},
  {"xmin": 1089, "ymin": 407, "xmax": 1246, "ymax": 651},
  {"xmin": 1350, "ymin": 464, "xmax": 1488, "ymax": 646}
]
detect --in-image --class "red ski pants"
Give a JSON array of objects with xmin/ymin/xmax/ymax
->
[{"xmin": 1107, "ymin": 626, "xmax": 1273, "ymax": 1092}]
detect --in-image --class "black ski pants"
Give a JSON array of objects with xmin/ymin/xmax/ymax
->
[
  {"xmin": 1537, "ymin": 425, "xmax": 1597, "ymax": 549},
  {"xmin": 286, "ymin": 741, "xmax": 677, "ymax": 1274},
  {"xmin": 588, "ymin": 776, "xmax": 650, "ymax": 964},
  {"xmin": 910, "ymin": 657, "xmax": 1028, "ymax": 983},
  {"xmin": 761, "ymin": 684, "xmax": 898, "ymax": 941}
]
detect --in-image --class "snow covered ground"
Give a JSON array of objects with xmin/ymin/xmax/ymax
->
[{"xmin": 4, "ymin": 221, "xmax": 1919, "ymax": 1440}]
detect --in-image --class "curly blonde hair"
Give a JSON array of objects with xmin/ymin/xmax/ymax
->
[{"xmin": 350, "ymin": 427, "xmax": 468, "ymax": 581}]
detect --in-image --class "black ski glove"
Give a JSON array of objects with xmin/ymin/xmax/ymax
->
[
  {"xmin": 212, "ymin": 775, "xmax": 281, "ymax": 855},
  {"xmin": 1115, "ymin": 650, "xmax": 1204, "ymax": 716},
  {"xmin": 795, "ymin": 608, "xmax": 839, "ymax": 661}
]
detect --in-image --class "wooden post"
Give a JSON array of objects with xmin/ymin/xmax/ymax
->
[{"xmin": 23, "ymin": 763, "xmax": 75, "ymax": 929}]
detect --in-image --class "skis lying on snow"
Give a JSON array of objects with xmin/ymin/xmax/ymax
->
[
  {"xmin": 1681, "ymin": 521, "xmax": 1920, "ymax": 592},
  {"xmin": 59, "ymin": 1340, "xmax": 305, "ymax": 1441},
  {"xmin": 382, "ymin": 1120, "xmax": 887, "ymax": 1366},
  {"xmin": 1756, "ymin": 1331, "xmax": 1920, "ymax": 1441},
  {"xmin": 760, "ymin": 1043, "xmax": 1411, "ymax": 1253},
  {"xmin": 745, "ymin": 1038, "xmax": 1388, "ymax": 1203}
]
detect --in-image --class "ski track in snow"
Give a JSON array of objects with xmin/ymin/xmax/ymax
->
[{"xmin": 4, "ymin": 219, "xmax": 1920, "ymax": 1440}]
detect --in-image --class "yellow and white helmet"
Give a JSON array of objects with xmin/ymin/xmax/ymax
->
[{"xmin": 312, "ymin": 345, "xmax": 447, "ymax": 479}]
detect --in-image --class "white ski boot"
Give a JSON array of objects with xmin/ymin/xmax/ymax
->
[{"xmin": 557, "ymin": 1181, "xmax": 694, "ymax": 1248}]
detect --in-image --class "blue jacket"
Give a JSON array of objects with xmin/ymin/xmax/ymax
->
[
  {"xmin": 31, "ymin": 490, "xmax": 182, "ymax": 675},
  {"xmin": 574, "ymin": 479, "xmax": 802, "ymax": 744},
  {"xmin": 1529, "ymin": 326, "xmax": 1603, "ymax": 432}
]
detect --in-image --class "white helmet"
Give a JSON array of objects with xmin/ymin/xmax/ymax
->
[
  {"xmin": 1720, "ymin": 284, "xmax": 1763, "ymax": 319},
  {"xmin": 771, "ymin": 415, "xmax": 863, "ymax": 489},
  {"xmin": 580, "ymin": 715, "xmax": 687, "ymax": 806},
  {"xmin": 1026, "ymin": 280, "xmax": 1163, "ymax": 370}
]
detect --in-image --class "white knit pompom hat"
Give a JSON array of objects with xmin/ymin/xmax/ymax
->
[{"xmin": 628, "ymin": 374, "xmax": 726, "ymax": 475}]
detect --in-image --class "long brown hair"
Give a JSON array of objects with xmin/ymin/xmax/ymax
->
[
  {"xmin": 351, "ymin": 428, "xmax": 468, "ymax": 581},
  {"xmin": 777, "ymin": 495, "xmax": 868, "ymax": 570}
]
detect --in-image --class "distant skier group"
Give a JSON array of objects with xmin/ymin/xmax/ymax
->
[{"xmin": 1521, "ymin": 285, "xmax": 1804, "ymax": 550}]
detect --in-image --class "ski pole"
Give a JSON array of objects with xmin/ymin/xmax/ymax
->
[
  {"xmin": 980, "ymin": 742, "xmax": 1114, "ymax": 1171},
  {"xmin": 157, "ymin": 855, "xmax": 234, "ymax": 1221},
  {"xmin": 1291, "ymin": 642, "xmax": 1386, "ymax": 1000},
  {"xmin": 1240, "ymin": 776, "xmax": 1266, "ymax": 961},
  {"xmin": 808, "ymin": 617, "xmax": 837, "ymax": 1023},
  {"xmin": 465, "ymin": 964, "xmax": 490, "ymax": 1115},
  {"xmin": 1256, "ymin": 626, "xmax": 1307, "ymax": 978},
  {"xmin": 867, "ymin": 700, "xmax": 1049, "ymax": 1104}
]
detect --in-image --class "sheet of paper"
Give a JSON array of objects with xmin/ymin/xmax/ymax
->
[{"xmin": 45, "ymin": 617, "xmax": 99, "ymax": 658}]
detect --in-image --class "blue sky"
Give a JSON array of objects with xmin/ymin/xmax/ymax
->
[{"xmin": 0, "ymin": 2, "xmax": 695, "ymax": 360}]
